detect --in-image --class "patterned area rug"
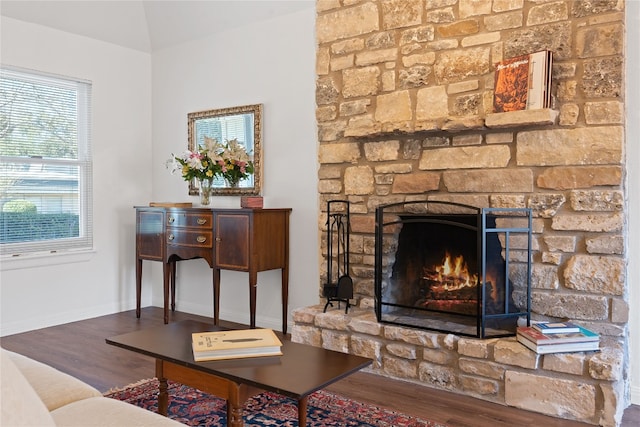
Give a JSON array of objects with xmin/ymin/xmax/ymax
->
[{"xmin": 105, "ymin": 378, "xmax": 445, "ymax": 426}]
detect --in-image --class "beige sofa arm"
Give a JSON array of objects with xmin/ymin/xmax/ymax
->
[
  {"xmin": 1, "ymin": 348, "xmax": 188, "ymax": 427},
  {"xmin": 4, "ymin": 349, "xmax": 102, "ymax": 411}
]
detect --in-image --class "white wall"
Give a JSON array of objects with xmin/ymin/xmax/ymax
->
[
  {"xmin": 627, "ymin": 0, "xmax": 640, "ymax": 406},
  {"xmin": 1, "ymin": 7, "xmax": 319, "ymax": 335},
  {"xmin": 0, "ymin": 17, "xmax": 153, "ymax": 335},
  {"xmin": 149, "ymin": 7, "xmax": 319, "ymax": 329}
]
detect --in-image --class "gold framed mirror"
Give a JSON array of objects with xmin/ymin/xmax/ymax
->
[{"xmin": 187, "ymin": 104, "xmax": 262, "ymax": 196}]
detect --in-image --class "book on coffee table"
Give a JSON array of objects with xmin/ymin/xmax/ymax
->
[{"xmin": 192, "ymin": 328, "xmax": 283, "ymax": 361}]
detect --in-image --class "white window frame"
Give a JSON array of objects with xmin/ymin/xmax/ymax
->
[{"xmin": 0, "ymin": 65, "xmax": 93, "ymax": 265}]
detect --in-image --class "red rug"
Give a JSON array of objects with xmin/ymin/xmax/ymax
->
[{"xmin": 105, "ymin": 378, "xmax": 445, "ymax": 426}]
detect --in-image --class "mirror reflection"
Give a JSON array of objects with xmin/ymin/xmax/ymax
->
[{"xmin": 187, "ymin": 104, "xmax": 262, "ymax": 196}]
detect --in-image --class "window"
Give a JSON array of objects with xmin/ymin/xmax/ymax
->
[
  {"xmin": 194, "ymin": 113, "xmax": 255, "ymax": 188},
  {"xmin": 0, "ymin": 66, "xmax": 93, "ymax": 257}
]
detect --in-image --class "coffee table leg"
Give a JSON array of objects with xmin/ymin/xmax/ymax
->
[
  {"xmin": 226, "ymin": 402, "xmax": 232, "ymax": 425},
  {"xmin": 158, "ymin": 378, "xmax": 169, "ymax": 415},
  {"xmin": 298, "ymin": 396, "xmax": 308, "ymax": 426},
  {"xmin": 227, "ymin": 400, "xmax": 243, "ymax": 427},
  {"xmin": 156, "ymin": 360, "xmax": 168, "ymax": 416}
]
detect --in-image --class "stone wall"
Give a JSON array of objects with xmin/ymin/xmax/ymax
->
[{"xmin": 292, "ymin": 1, "xmax": 629, "ymax": 426}]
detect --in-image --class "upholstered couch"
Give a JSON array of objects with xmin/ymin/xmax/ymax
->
[{"xmin": 1, "ymin": 348, "xmax": 186, "ymax": 426}]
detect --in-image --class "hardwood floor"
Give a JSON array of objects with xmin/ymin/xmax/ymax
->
[{"xmin": 1, "ymin": 307, "xmax": 638, "ymax": 427}]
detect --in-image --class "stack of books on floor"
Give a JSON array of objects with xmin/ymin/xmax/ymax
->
[
  {"xmin": 516, "ymin": 321, "xmax": 600, "ymax": 354},
  {"xmin": 192, "ymin": 328, "xmax": 283, "ymax": 361}
]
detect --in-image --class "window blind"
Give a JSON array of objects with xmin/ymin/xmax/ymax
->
[{"xmin": 0, "ymin": 66, "xmax": 93, "ymax": 257}]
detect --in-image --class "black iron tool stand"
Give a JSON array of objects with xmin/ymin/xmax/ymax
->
[{"xmin": 323, "ymin": 200, "xmax": 353, "ymax": 313}]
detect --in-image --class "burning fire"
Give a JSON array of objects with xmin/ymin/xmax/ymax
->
[{"xmin": 424, "ymin": 252, "xmax": 478, "ymax": 291}]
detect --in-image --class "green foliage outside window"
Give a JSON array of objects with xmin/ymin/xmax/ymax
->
[
  {"xmin": 2, "ymin": 199, "xmax": 37, "ymax": 213},
  {"xmin": 0, "ymin": 212, "xmax": 79, "ymax": 243}
]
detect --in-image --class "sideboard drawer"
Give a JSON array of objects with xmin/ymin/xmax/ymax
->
[
  {"xmin": 167, "ymin": 230, "xmax": 213, "ymax": 248},
  {"xmin": 166, "ymin": 211, "xmax": 212, "ymax": 228}
]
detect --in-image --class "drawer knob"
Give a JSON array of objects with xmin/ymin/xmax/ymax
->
[
  {"xmin": 168, "ymin": 216, "xmax": 175, "ymax": 224},
  {"xmin": 197, "ymin": 218, "xmax": 207, "ymax": 225},
  {"xmin": 167, "ymin": 234, "xmax": 174, "ymax": 241},
  {"xmin": 196, "ymin": 236, "xmax": 207, "ymax": 243}
]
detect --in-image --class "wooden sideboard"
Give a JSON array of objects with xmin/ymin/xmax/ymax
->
[{"xmin": 135, "ymin": 206, "xmax": 291, "ymax": 333}]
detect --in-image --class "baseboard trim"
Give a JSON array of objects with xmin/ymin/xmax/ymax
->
[
  {"xmin": 0, "ymin": 301, "xmax": 137, "ymax": 337},
  {"xmin": 168, "ymin": 300, "xmax": 287, "ymax": 332},
  {"xmin": 631, "ymin": 384, "xmax": 640, "ymax": 406}
]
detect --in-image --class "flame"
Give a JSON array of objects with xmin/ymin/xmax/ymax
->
[
  {"xmin": 431, "ymin": 252, "xmax": 477, "ymax": 290},
  {"xmin": 419, "ymin": 252, "xmax": 502, "ymax": 309}
]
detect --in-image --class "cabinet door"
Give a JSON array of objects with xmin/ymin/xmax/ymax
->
[
  {"xmin": 214, "ymin": 213, "xmax": 250, "ymax": 270},
  {"xmin": 136, "ymin": 209, "xmax": 164, "ymax": 260}
]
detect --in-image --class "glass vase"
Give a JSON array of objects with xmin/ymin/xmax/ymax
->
[
  {"xmin": 198, "ymin": 178, "xmax": 213, "ymax": 206},
  {"xmin": 225, "ymin": 177, "xmax": 240, "ymax": 188}
]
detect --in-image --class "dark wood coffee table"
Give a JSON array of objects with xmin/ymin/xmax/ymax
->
[{"xmin": 106, "ymin": 320, "xmax": 372, "ymax": 427}]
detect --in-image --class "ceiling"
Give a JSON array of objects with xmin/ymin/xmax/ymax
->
[{"xmin": 0, "ymin": 0, "xmax": 315, "ymax": 53}]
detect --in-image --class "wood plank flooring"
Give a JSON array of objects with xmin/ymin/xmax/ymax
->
[{"xmin": 1, "ymin": 307, "xmax": 638, "ymax": 427}]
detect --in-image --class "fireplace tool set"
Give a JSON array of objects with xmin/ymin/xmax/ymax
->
[{"xmin": 323, "ymin": 200, "xmax": 353, "ymax": 313}]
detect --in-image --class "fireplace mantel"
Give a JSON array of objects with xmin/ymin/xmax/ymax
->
[
  {"xmin": 484, "ymin": 108, "xmax": 559, "ymax": 129},
  {"xmin": 342, "ymin": 108, "xmax": 560, "ymax": 140}
]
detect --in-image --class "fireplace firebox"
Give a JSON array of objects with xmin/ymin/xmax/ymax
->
[{"xmin": 374, "ymin": 201, "xmax": 532, "ymax": 338}]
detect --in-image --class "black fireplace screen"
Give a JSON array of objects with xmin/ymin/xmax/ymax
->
[{"xmin": 374, "ymin": 201, "xmax": 532, "ymax": 338}]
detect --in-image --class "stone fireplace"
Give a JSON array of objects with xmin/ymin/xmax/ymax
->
[{"xmin": 292, "ymin": 1, "xmax": 629, "ymax": 426}]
